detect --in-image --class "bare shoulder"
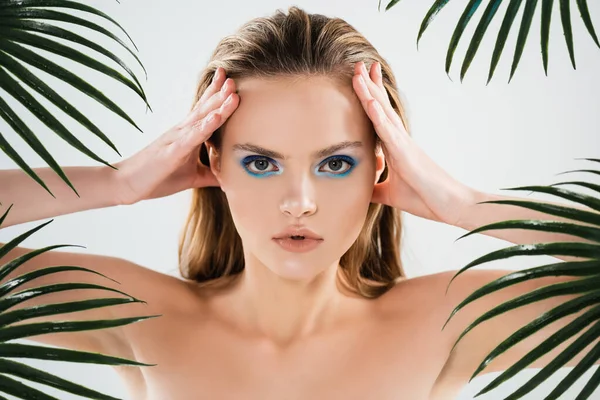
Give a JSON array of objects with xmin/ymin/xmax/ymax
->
[
  {"xmin": 367, "ymin": 272, "xmax": 468, "ymax": 398},
  {"xmin": 106, "ymin": 258, "xmax": 205, "ymax": 324},
  {"xmin": 0, "ymin": 243, "xmax": 201, "ymax": 361},
  {"xmin": 375, "ymin": 271, "xmax": 457, "ymax": 318},
  {"xmin": 376, "ymin": 269, "xmax": 518, "ymax": 343},
  {"xmin": 96, "ymin": 257, "xmax": 208, "ymax": 363}
]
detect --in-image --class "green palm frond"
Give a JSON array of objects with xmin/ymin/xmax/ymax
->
[
  {"xmin": 443, "ymin": 158, "xmax": 600, "ymax": 399},
  {"xmin": 0, "ymin": 0, "xmax": 151, "ymax": 197},
  {"xmin": 0, "ymin": 205, "xmax": 160, "ymax": 399},
  {"xmin": 382, "ymin": 0, "xmax": 600, "ymax": 83}
]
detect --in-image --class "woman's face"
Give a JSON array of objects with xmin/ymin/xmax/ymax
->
[{"xmin": 207, "ymin": 75, "xmax": 385, "ymax": 281}]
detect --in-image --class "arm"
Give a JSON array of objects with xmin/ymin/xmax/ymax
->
[
  {"xmin": 349, "ymin": 60, "xmax": 600, "ymax": 395},
  {"xmin": 0, "ymin": 66, "xmax": 239, "ymax": 229},
  {"xmin": 0, "ymin": 244, "xmax": 164, "ymax": 355},
  {"xmin": 431, "ymin": 192, "xmax": 600, "ymax": 391},
  {"xmin": 456, "ymin": 190, "xmax": 599, "ymax": 262},
  {"xmin": 432, "ymin": 269, "xmax": 591, "ymax": 396},
  {"xmin": 0, "ymin": 166, "xmax": 134, "ymax": 354},
  {"xmin": 0, "ymin": 166, "xmax": 122, "ymax": 228},
  {"xmin": 0, "ymin": 69, "xmax": 237, "ymax": 355}
]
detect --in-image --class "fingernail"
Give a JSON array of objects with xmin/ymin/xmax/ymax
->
[
  {"xmin": 376, "ymin": 62, "xmax": 382, "ymax": 77},
  {"xmin": 221, "ymin": 79, "xmax": 229, "ymax": 93},
  {"xmin": 224, "ymin": 93, "xmax": 233, "ymax": 105}
]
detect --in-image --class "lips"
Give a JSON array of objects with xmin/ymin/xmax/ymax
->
[
  {"xmin": 273, "ymin": 227, "xmax": 323, "ymax": 241},
  {"xmin": 273, "ymin": 235, "xmax": 323, "ymax": 252}
]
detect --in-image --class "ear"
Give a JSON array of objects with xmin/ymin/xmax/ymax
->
[
  {"xmin": 374, "ymin": 145, "xmax": 386, "ymax": 184},
  {"xmin": 205, "ymin": 142, "xmax": 224, "ymax": 188}
]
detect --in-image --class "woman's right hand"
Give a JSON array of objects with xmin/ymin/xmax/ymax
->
[{"xmin": 114, "ymin": 67, "xmax": 239, "ymax": 205}]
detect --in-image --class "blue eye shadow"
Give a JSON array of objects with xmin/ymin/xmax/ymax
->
[
  {"xmin": 240, "ymin": 155, "xmax": 280, "ymax": 177},
  {"xmin": 316, "ymin": 155, "xmax": 357, "ymax": 178},
  {"xmin": 240, "ymin": 155, "xmax": 358, "ymax": 178}
]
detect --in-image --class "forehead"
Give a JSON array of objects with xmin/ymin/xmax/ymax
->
[{"xmin": 220, "ymin": 75, "xmax": 374, "ymax": 155}]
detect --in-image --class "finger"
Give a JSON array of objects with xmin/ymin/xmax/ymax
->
[
  {"xmin": 365, "ymin": 62, "xmax": 386, "ymax": 103},
  {"xmin": 354, "ymin": 62, "xmax": 388, "ymax": 107},
  {"xmin": 196, "ymin": 78, "xmax": 236, "ymax": 118},
  {"xmin": 352, "ymin": 72, "xmax": 388, "ymax": 130},
  {"xmin": 199, "ymin": 67, "xmax": 226, "ymax": 104},
  {"xmin": 370, "ymin": 62, "xmax": 383, "ymax": 89},
  {"xmin": 181, "ymin": 77, "xmax": 236, "ymax": 128},
  {"xmin": 353, "ymin": 76, "xmax": 403, "ymax": 157},
  {"xmin": 183, "ymin": 91, "xmax": 240, "ymax": 149},
  {"xmin": 354, "ymin": 62, "xmax": 406, "ymax": 131}
]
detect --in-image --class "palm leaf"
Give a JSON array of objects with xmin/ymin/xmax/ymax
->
[
  {"xmin": 549, "ymin": 181, "xmax": 600, "ymax": 196},
  {"xmin": 559, "ymin": 0, "xmax": 576, "ymax": 68},
  {"xmin": 0, "ymin": 93, "xmax": 78, "ymax": 196},
  {"xmin": 0, "ymin": 358, "xmax": 121, "ymax": 399},
  {"xmin": 0, "ymin": 342, "xmax": 154, "ymax": 366},
  {"xmin": 0, "ymin": 131, "xmax": 52, "ymax": 195},
  {"xmin": 487, "ymin": 0, "xmax": 525, "ymax": 83},
  {"xmin": 0, "ymin": 265, "xmax": 121, "ymax": 296},
  {"xmin": 378, "ymin": 0, "xmax": 404, "ymax": 12},
  {"xmin": 0, "ymin": 297, "xmax": 143, "ymax": 327},
  {"xmin": 508, "ymin": 0, "xmax": 539, "ymax": 83},
  {"xmin": 445, "ymin": 0, "xmax": 484, "ymax": 78},
  {"xmin": 382, "ymin": 0, "xmax": 600, "ymax": 82},
  {"xmin": 0, "ymin": 0, "xmax": 150, "ymax": 197},
  {"xmin": 467, "ymin": 290, "xmax": 600, "ymax": 379},
  {"xmin": 0, "ymin": 19, "xmax": 146, "ymax": 81},
  {"xmin": 447, "ymin": 274, "xmax": 600, "ymax": 352},
  {"xmin": 576, "ymin": 0, "xmax": 600, "ymax": 47},
  {"xmin": 442, "ymin": 259, "xmax": 600, "ymax": 328},
  {"xmin": 0, "ymin": 373, "xmax": 59, "ymax": 400},
  {"xmin": 442, "ymin": 158, "xmax": 600, "ymax": 398},
  {"xmin": 456, "ymin": 220, "xmax": 600, "ymax": 243},
  {"xmin": 416, "ymin": 1, "xmax": 452, "ymax": 49},
  {"xmin": 460, "ymin": 0, "xmax": 503, "ymax": 81},
  {"xmin": 474, "ymin": 305, "xmax": 600, "ymax": 397},
  {"xmin": 0, "ymin": 206, "xmax": 160, "ymax": 399},
  {"xmin": 540, "ymin": 0, "xmax": 555, "ymax": 75}
]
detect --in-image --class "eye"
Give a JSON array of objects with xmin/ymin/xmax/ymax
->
[
  {"xmin": 242, "ymin": 156, "xmax": 278, "ymax": 175},
  {"xmin": 241, "ymin": 155, "xmax": 356, "ymax": 177},
  {"xmin": 318, "ymin": 156, "xmax": 355, "ymax": 175}
]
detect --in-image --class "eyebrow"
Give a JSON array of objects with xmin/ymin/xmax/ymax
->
[{"xmin": 232, "ymin": 140, "xmax": 364, "ymax": 159}]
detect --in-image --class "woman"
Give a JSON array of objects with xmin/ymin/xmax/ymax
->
[{"xmin": 0, "ymin": 6, "xmax": 595, "ymax": 400}]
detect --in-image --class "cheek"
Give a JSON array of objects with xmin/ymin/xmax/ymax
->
[
  {"xmin": 220, "ymin": 159, "xmax": 376, "ymax": 234},
  {"xmin": 219, "ymin": 170, "xmax": 277, "ymax": 243},
  {"xmin": 224, "ymin": 184, "xmax": 268, "ymax": 220},
  {"xmin": 324, "ymin": 179, "xmax": 372, "ymax": 234}
]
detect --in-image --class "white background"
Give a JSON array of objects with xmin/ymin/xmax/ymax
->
[{"xmin": 0, "ymin": 0, "xmax": 599, "ymax": 398}]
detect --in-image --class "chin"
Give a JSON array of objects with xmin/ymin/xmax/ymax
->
[
  {"xmin": 267, "ymin": 262, "xmax": 328, "ymax": 282},
  {"xmin": 244, "ymin": 239, "xmax": 340, "ymax": 282}
]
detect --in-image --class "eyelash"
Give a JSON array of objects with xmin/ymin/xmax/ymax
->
[{"xmin": 241, "ymin": 155, "xmax": 356, "ymax": 177}]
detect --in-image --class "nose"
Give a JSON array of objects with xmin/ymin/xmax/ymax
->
[{"xmin": 279, "ymin": 174, "xmax": 318, "ymax": 218}]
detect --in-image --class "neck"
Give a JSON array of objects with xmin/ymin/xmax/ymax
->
[{"xmin": 224, "ymin": 255, "xmax": 348, "ymax": 347}]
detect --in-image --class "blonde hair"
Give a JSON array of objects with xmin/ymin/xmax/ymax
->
[{"xmin": 178, "ymin": 6, "xmax": 410, "ymax": 298}]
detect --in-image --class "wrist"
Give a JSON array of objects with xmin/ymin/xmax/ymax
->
[
  {"xmin": 109, "ymin": 161, "xmax": 137, "ymax": 206},
  {"xmin": 454, "ymin": 188, "xmax": 485, "ymax": 230}
]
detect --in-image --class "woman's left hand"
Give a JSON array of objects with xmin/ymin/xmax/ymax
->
[{"xmin": 352, "ymin": 61, "xmax": 476, "ymax": 226}]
